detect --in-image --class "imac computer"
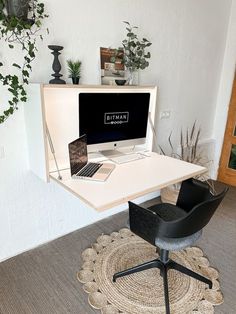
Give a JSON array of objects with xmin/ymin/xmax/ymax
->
[{"xmin": 79, "ymin": 92, "xmax": 150, "ymax": 156}]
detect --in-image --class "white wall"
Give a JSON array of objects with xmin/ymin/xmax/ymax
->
[{"xmin": 0, "ymin": 0, "xmax": 232, "ymax": 261}]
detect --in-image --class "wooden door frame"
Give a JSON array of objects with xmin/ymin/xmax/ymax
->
[{"xmin": 218, "ymin": 74, "xmax": 236, "ymax": 185}]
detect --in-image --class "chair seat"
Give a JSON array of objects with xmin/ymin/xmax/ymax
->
[
  {"xmin": 155, "ymin": 230, "xmax": 202, "ymax": 251},
  {"xmin": 148, "ymin": 203, "xmax": 202, "ymax": 251},
  {"xmin": 148, "ymin": 203, "xmax": 186, "ymax": 221}
]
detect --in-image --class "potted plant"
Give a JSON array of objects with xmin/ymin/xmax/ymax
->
[
  {"xmin": 121, "ymin": 21, "xmax": 152, "ymax": 85},
  {"xmin": 5, "ymin": 0, "xmax": 29, "ymax": 19},
  {"xmin": 159, "ymin": 122, "xmax": 212, "ymax": 204},
  {"xmin": 67, "ymin": 59, "xmax": 82, "ymax": 84},
  {"xmin": 0, "ymin": 0, "xmax": 48, "ymax": 124}
]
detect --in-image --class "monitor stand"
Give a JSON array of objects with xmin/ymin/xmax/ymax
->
[
  {"xmin": 101, "ymin": 149, "xmax": 127, "ymax": 159},
  {"xmin": 99, "ymin": 146, "xmax": 151, "ymax": 164},
  {"xmin": 101, "ymin": 146, "xmax": 148, "ymax": 159}
]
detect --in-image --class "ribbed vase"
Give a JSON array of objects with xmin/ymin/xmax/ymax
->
[
  {"xmin": 5, "ymin": 0, "xmax": 29, "ymax": 19},
  {"xmin": 127, "ymin": 69, "xmax": 139, "ymax": 85}
]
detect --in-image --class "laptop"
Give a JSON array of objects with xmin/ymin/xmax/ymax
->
[{"xmin": 68, "ymin": 135, "xmax": 115, "ymax": 181}]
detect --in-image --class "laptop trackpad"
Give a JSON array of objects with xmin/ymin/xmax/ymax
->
[
  {"xmin": 97, "ymin": 167, "xmax": 112, "ymax": 174},
  {"xmin": 92, "ymin": 163, "xmax": 115, "ymax": 181}
]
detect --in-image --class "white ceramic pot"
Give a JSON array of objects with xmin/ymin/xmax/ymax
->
[
  {"xmin": 160, "ymin": 185, "xmax": 180, "ymax": 205},
  {"xmin": 6, "ymin": 0, "xmax": 29, "ymax": 19},
  {"xmin": 127, "ymin": 69, "xmax": 139, "ymax": 85}
]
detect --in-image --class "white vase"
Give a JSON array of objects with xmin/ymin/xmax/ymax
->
[
  {"xmin": 160, "ymin": 185, "xmax": 180, "ymax": 204},
  {"xmin": 127, "ymin": 69, "xmax": 139, "ymax": 85}
]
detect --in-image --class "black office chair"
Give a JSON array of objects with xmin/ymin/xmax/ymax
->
[{"xmin": 113, "ymin": 178, "xmax": 228, "ymax": 314}]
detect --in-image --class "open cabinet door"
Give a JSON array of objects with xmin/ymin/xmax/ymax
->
[{"xmin": 218, "ymin": 74, "xmax": 236, "ymax": 186}]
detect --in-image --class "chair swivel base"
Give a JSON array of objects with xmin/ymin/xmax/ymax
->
[{"xmin": 113, "ymin": 257, "xmax": 212, "ymax": 314}]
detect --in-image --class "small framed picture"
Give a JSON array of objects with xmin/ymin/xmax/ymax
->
[{"xmin": 100, "ymin": 47, "xmax": 125, "ymax": 85}]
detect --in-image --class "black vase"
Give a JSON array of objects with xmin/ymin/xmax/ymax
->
[
  {"xmin": 6, "ymin": 0, "xmax": 29, "ymax": 19},
  {"xmin": 48, "ymin": 45, "xmax": 66, "ymax": 84},
  {"xmin": 72, "ymin": 77, "xmax": 80, "ymax": 85}
]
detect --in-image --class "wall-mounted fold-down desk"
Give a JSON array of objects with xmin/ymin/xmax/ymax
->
[
  {"xmin": 24, "ymin": 84, "xmax": 206, "ymax": 211},
  {"xmin": 50, "ymin": 153, "xmax": 205, "ymax": 211}
]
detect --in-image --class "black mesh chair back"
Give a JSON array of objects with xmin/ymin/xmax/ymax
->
[
  {"xmin": 129, "ymin": 179, "xmax": 228, "ymax": 243},
  {"xmin": 158, "ymin": 187, "xmax": 228, "ymax": 238},
  {"xmin": 176, "ymin": 178, "xmax": 211, "ymax": 212},
  {"xmin": 129, "ymin": 202, "xmax": 160, "ymax": 245}
]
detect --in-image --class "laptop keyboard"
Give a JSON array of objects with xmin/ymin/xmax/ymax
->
[{"xmin": 77, "ymin": 162, "xmax": 102, "ymax": 177}]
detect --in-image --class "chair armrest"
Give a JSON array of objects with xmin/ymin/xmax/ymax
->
[{"xmin": 128, "ymin": 201, "xmax": 161, "ymax": 246}]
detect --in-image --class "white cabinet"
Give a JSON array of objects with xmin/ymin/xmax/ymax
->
[
  {"xmin": 24, "ymin": 84, "xmax": 206, "ymax": 212},
  {"xmin": 24, "ymin": 84, "xmax": 158, "ymax": 183}
]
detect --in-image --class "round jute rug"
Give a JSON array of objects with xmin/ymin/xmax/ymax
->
[{"xmin": 77, "ymin": 228, "xmax": 223, "ymax": 314}]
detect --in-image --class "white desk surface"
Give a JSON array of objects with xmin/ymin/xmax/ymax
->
[{"xmin": 50, "ymin": 153, "xmax": 206, "ymax": 211}]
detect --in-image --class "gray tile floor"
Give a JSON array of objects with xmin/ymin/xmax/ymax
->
[{"xmin": 0, "ymin": 186, "xmax": 235, "ymax": 313}]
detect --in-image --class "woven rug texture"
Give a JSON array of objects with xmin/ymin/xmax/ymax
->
[{"xmin": 77, "ymin": 228, "xmax": 223, "ymax": 314}]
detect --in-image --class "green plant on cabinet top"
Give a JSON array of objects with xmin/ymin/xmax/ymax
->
[
  {"xmin": 0, "ymin": 0, "xmax": 48, "ymax": 124},
  {"xmin": 67, "ymin": 59, "xmax": 82, "ymax": 80}
]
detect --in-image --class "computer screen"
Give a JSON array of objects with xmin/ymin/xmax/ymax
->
[
  {"xmin": 68, "ymin": 135, "xmax": 88, "ymax": 176},
  {"xmin": 79, "ymin": 92, "xmax": 150, "ymax": 152}
]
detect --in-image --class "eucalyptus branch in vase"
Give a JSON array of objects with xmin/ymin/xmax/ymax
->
[{"xmin": 122, "ymin": 21, "xmax": 152, "ymax": 85}]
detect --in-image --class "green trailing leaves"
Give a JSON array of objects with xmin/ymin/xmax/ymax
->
[
  {"xmin": 0, "ymin": 72, "xmax": 27, "ymax": 123},
  {"xmin": 0, "ymin": 0, "xmax": 49, "ymax": 123},
  {"xmin": 12, "ymin": 63, "xmax": 21, "ymax": 69},
  {"xmin": 22, "ymin": 70, "xmax": 29, "ymax": 77}
]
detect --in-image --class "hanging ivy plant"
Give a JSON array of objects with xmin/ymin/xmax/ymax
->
[{"xmin": 0, "ymin": 0, "xmax": 48, "ymax": 123}]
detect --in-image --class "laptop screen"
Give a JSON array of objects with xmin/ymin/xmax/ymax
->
[{"xmin": 68, "ymin": 135, "xmax": 88, "ymax": 176}]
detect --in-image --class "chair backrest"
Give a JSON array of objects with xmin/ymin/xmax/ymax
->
[
  {"xmin": 176, "ymin": 178, "xmax": 211, "ymax": 212},
  {"xmin": 158, "ymin": 186, "xmax": 228, "ymax": 238},
  {"xmin": 129, "ymin": 179, "xmax": 228, "ymax": 243},
  {"xmin": 129, "ymin": 202, "xmax": 161, "ymax": 245}
]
